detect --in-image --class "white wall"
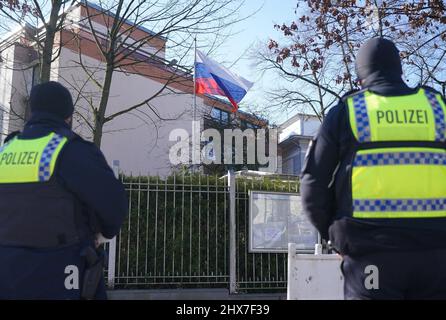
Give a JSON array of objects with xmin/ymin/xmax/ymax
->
[
  {"xmin": 0, "ymin": 44, "xmax": 33, "ymax": 143},
  {"xmin": 56, "ymin": 47, "xmax": 210, "ymax": 175},
  {"xmin": 279, "ymin": 115, "xmax": 320, "ymax": 143},
  {"xmin": 279, "ymin": 121, "xmax": 301, "ymax": 143},
  {"xmin": 278, "ymin": 114, "xmax": 320, "ymax": 175},
  {"xmin": 0, "ymin": 46, "xmax": 14, "ymax": 142},
  {"xmin": 66, "ymin": 6, "xmax": 166, "ymax": 60},
  {"xmin": 301, "ymin": 117, "xmax": 320, "ymax": 136},
  {"xmin": 10, "ymin": 45, "xmax": 34, "ymax": 129}
]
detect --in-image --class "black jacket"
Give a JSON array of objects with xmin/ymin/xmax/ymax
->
[
  {"xmin": 9, "ymin": 112, "xmax": 129, "ymax": 238},
  {"xmin": 300, "ymin": 77, "xmax": 446, "ymax": 257},
  {"xmin": 0, "ymin": 112, "xmax": 127, "ymax": 299}
]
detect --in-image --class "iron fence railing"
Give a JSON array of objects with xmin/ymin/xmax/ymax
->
[
  {"xmin": 105, "ymin": 169, "xmax": 299, "ymax": 292},
  {"xmin": 235, "ymin": 176, "xmax": 298, "ymax": 292},
  {"xmin": 115, "ymin": 174, "xmax": 228, "ymax": 288}
]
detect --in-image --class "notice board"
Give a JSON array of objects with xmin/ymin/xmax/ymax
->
[{"xmin": 249, "ymin": 191, "xmax": 319, "ymax": 253}]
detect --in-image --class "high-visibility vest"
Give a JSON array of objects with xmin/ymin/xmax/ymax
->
[
  {"xmin": 0, "ymin": 132, "xmax": 84, "ymax": 248},
  {"xmin": 0, "ymin": 132, "xmax": 67, "ymax": 183},
  {"xmin": 347, "ymin": 88, "xmax": 446, "ymax": 219}
]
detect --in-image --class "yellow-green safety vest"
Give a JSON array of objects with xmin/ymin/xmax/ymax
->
[
  {"xmin": 347, "ymin": 88, "xmax": 446, "ymax": 219},
  {"xmin": 0, "ymin": 132, "xmax": 68, "ymax": 184}
]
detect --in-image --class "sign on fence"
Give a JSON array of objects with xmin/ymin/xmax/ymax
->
[{"xmin": 249, "ymin": 191, "xmax": 318, "ymax": 253}]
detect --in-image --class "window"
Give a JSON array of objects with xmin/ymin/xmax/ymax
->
[
  {"xmin": 282, "ymin": 157, "xmax": 292, "ymax": 175},
  {"xmin": 211, "ymin": 108, "xmax": 220, "ymax": 120},
  {"xmin": 211, "ymin": 108, "xmax": 230, "ymax": 124},
  {"xmin": 283, "ymin": 152, "xmax": 302, "ymax": 176},
  {"xmin": 221, "ymin": 110, "xmax": 229, "ymax": 123},
  {"xmin": 241, "ymin": 119, "xmax": 260, "ymax": 129},
  {"xmin": 293, "ymin": 154, "xmax": 302, "ymax": 175},
  {"xmin": 247, "ymin": 122, "xmax": 260, "ymax": 129}
]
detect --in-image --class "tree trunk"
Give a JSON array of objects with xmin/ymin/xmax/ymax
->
[
  {"xmin": 39, "ymin": 0, "xmax": 63, "ymax": 83},
  {"xmin": 93, "ymin": 63, "xmax": 114, "ymax": 148}
]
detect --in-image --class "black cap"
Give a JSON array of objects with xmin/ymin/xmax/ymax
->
[
  {"xmin": 30, "ymin": 81, "xmax": 74, "ymax": 119},
  {"xmin": 355, "ymin": 38, "xmax": 403, "ymax": 81}
]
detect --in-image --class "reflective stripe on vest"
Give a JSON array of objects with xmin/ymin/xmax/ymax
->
[
  {"xmin": 351, "ymin": 92, "xmax": 371, "ymax": 143},
  {"xmin": 354, "ymin": 151, "xmax": 446, "ymax": 166},
  {"xmin": 347, "ymin": 89, "xmax": 446, "ymax": 219},
  {"xmin": 353, "ymin": 199, "xmax": 446, "ymax": 218},
  {"xmin": 0, "ymin": 133, "xmax": 67, "ymax": 184}
]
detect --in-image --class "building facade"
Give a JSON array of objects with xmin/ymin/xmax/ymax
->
[
  {"xmin": 0, "ymin": 2, "xmax": 264, "ymax": 176},
  {"xmin": 278, "ymin": 114, "xmax": 321, "ymax": 176}
]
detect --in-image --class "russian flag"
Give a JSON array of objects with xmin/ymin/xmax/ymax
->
[{"xmin": 195, "ymin": 50, "xmax": 253, "ymax": 113}]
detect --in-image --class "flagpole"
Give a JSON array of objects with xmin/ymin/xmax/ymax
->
[
  {"xmin": 193, "ymin": 36, "xmax": 197, "ymax": 122},
  {"xmin": 192, "ymin": 36, "xmax": 198, "ymax": 170}
]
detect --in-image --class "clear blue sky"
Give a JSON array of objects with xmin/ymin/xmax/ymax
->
[{"xmin": 204, "ymin": 0, "xmax": 298, "ymax": 122}]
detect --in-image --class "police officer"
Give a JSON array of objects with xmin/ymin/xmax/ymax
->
[
  {"xmin": 0, "ymin": 81, "xmax": 128, "ymax": 299},
  {"xmin": 301, "ymin": 38, "xmax": 446, "ymax": 300}
]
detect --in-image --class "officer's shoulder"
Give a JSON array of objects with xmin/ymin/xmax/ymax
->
[
  {"xmin": 340, "ymin": 88, "xmax": 365, "ymax": 102},
  {"xmin": 421, "ymin": 85, "xmax": 444, "ymax": 96},
  {"xmin": 61, "ymin": 132, "xmax": 101, "ymax": 155},
  {"xmin": 68, "ymin": 136, "xmax": 99, "ymax": 150},
  {"xmin": 324, "ymin": 89, "xmax": 362, "ymax": 119},
  {"xmin": 4, "ymin": 131, "xmax": 20, "ymax": 143},
  {"xmin": 58, "ymin": 136, "xmax": 105, "ymax": 172}
]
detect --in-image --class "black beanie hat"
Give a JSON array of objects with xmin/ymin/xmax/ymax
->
[
  {"xmin": 355, "ymin": 37, "xmax": 403, "ymax": 81},
  {"xmin": 30, "ymin": 81, "xmax": 74, "ymax": 119}
]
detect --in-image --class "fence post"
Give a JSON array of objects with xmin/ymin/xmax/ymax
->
[
  {"xmin": 228, "ymin": 169, "xmax": 237, "ymax": 294},
  {"xmin": 107, "ymin": 160, "xmax": 119, "ymax": 289}
]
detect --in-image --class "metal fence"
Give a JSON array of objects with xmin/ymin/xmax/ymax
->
[
  {"xmin": 235, "ymin": 176, "xmax": 298, "ymax": 292},
  {"xmin": 105, "ymin": 170, "xmax": 299, "ymax": 292}
]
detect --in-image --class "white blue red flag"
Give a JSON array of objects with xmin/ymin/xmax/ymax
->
[{"xmin": 195, "ymin": 50, "xmax": 253, "ymax": 113}]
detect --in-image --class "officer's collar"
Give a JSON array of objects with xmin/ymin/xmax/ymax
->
[
  {"xmin": 26, "ymin": 112, "xmax": 71, "ymax": 130},
  {"xmin": 360, "ymin": 70, "xmax": 406, "ymax": 89}
]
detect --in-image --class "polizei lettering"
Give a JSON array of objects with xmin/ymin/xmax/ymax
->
[
  {"xmin": 376, "ymin": 109, "xmax": 429, "ymax": 125},
  {"xmin": 0, "ymin": 152, "xmax": 39, "ymax": 166}
]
